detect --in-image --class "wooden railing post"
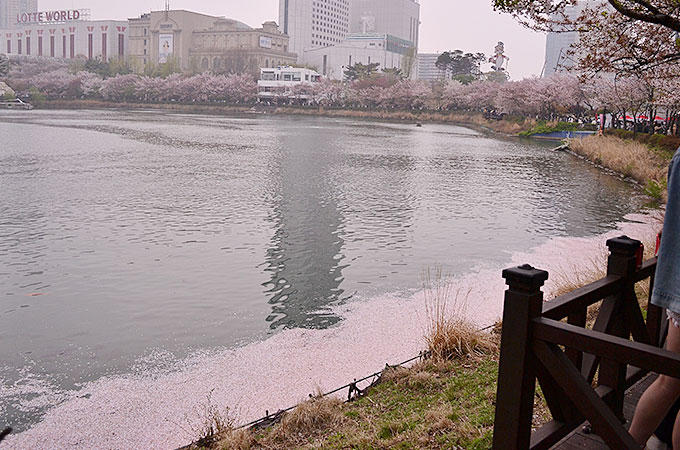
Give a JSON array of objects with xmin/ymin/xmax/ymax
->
[
  {"xmin": 493, "ymin": 264, "xmax": 549, "ymax": 450},
  {"xmin": 600, "ymin": 236, "xmax": 642, "ymax": 419}
]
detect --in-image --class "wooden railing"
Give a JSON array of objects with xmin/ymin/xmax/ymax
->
[{"xmin": 492, "ymin": 235, "xmax": 680, "ymax": 449}]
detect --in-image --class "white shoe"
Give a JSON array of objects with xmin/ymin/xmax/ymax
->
[{"xmin": 647, "ymin": 434, "xmax": 668, "ymax": 450}]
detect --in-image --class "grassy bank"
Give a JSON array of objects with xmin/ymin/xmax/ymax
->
[
  {"xmin": 35, "ymin": 99, "xmax": 537, "ymax": 136},
  {"xmin": 189, "ymin": 229, "xmax": 662, "ymax": 450},
  {"xmin": 192, "ymin": 355, "xmax": 530, "ymax": 450},
  {"xmin": 569, "ymin": 135, "xmax": 671, "ymax": 201},
  {"xmin": 187, "ymin": 271, "xmax": 539, "ymax": 450}
]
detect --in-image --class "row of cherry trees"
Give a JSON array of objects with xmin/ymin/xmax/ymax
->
[
  {"xmin": 6, "ymin": 64, "xmax": 680, "ymax": 128},
  {"xmin": 8, "ymin": 69, "xmax": 259, "ymax": 103}
]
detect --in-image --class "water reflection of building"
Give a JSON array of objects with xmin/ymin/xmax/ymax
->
[{"xmin": 262, "ymin": 125, "xmax": 348, "ymax": 329}]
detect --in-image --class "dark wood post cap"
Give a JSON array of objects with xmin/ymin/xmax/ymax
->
[
  {"xmin": 606, "ymin": 235, "xmax": 641, "ymax": 255},
  {"xmin": 502, "ymin": 264, "xmax": 549, "ymax": 293}
]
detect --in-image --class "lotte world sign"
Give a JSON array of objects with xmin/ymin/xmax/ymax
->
[{"xmin": 16, "ymin": 10, "xmax": 83, "ymax": 24}]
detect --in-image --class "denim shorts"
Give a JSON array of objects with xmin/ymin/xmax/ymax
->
[{"xmin": 652, "ymin": 147, "xmax": 680, "ymax": 315}]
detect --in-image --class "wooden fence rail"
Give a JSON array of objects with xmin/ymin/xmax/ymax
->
[{"xmin": 492, "ymin": 235, "xmax": 672, "ymax": 449}]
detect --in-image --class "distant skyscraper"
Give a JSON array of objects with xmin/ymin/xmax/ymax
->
[
  {"xmin": 349, "ymin": 0, "xmax": 420, "ymax": 49},
  {"xmin": 279, "ymin": 0, "xmax": 351, "ymax": 60},
  {"xmin": 0, "ymin": 0, "xmax": 38, "ymax": 29},
  {"xmin": 416, "ymin": 53, "xmax": 448, "ymax": 81},
  {"xmin": 279, "ymin": 0, "xmax": 419, "ymax": 64},
  {"xmin": 543, "ymin": 1, "xmax": 585, "ymax": 77}
]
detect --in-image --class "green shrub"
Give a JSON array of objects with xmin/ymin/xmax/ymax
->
[
  {"xmin": 519, "ymin": 121, "xmax": 595, "ymax": 136},
  {"xmin": 644, "ymin": 179, "xmax": 668, "ymax": 200}
]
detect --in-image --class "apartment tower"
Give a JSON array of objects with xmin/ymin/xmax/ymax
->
[{"xmin": 279, "ymin": 0, "xmax": 350, "ymax": 60}]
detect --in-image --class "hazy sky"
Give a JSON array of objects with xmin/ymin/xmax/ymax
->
[{"xmin": 39, "ymin": 0, "xmax": 547, "ymax": 79}]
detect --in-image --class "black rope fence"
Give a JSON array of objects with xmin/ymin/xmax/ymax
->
[{"xmin": 238, "ymin": 322, "xmax": 497, "ymax": 431}]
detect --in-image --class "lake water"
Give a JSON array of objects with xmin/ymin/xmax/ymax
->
[{"xmin": 0, "ymin": 109, "xmax": 651, "ymax": 447}]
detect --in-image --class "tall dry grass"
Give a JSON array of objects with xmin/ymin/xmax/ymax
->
[
  {"xmin": 569, "ymin": 136, "xmax": 668, "ymax": 198},
  {"xmin": 187, "ymin": 393, "xmax": 253, "ymax": 450},
  {"xmin": 260, "ymin": 392, "xmax": 345, "ymax": 448},
  {"xmin": 422, "ymin": 267, "xmax": 497, "ymax": 361}
]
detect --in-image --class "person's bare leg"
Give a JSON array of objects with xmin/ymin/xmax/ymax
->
[
  {"xmin": 671, "ymin": 403, "xmax": 680, "ymax": 449},
  {"xmin": 629, "ymin": 322, "xmax": 680, "ymax": 446}
]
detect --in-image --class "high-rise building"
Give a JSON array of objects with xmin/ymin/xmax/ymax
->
[
  {"xmin": 350, "ymin": 0, "xmax": 419, "ymax": 49},
  {"xmin": 0, "ymin": 0, "xmax": 38, "ymax": 29},
  {"xmin": 279, "ymin": 0, "xmax": 418, "ymax": 65},
  {"xmin": 279, "ymin": 0, "xmax": 351, "ymax": 60},
  {"xmin": 416, "ymin": 53, "xmax": 448, "ymax": 81},
  {"xmin": 543, "ymin": 1, "xmax": 585, "ymax": 77}
]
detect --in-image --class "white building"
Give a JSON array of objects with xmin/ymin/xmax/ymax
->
[
  {"xmin": 0, "ymin": 0, "xmax": 38, "ymax": 29},
  {"xmin": 304, "ymin": 32, "xmax": 412, "ymax": 79},
  {"xmin": 258, "ymin": 65, "xmax": 323, "ymax": 99},
  {"xmin": 416, "ymin": 52, "xmax": 448, "ymax": 81},
  {"xmin": 1, "ymin": 10, "xmax": 127, "ymax": 60},
  {"xmin": 543, "ymin": 1, "xmax": 585, "ymax": 76},
  {"xmin": 279, "ymin": 0, "xmax": 351, "ymax": 61},
  {"xmin": 350, "ymin": 0, "xmax": 419, "ymax": 49}
]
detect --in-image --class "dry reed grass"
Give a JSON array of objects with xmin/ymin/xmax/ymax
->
[
  {"xmin": 259, "ymin": 391, "xmax": 345, "ymax": 448},
  {"xmin": 213, "ymin": 429, "xmax": 254, "ymax": 450},
  {"xmin": 187, "ymin": 393, "xmax": 254, "ymax": 450},
  {"xmin": 569, "ymin": 136, "xmax": 668, "ymax": 197},
  {"xmin": 422, "ymin": 267, "xmax": 498, "ymax": 361},
  {"xmin": 380, "ymin": 362, "xmax": 443, "ymax": 390},
  {"xmin": 277, "ymin": 392, "xmax": 345, "ymax": 435}
]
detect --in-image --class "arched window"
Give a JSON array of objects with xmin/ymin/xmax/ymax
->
[
  {"xmin": 213, "ymin": 58, "xmax": 221, "ymax": 70},
  {"xmin": 265, "ymin": 59, "xmax": 269, "ymax": 68},
  {"xmin": 201, "ymin": 57, "xmax": 209, "ymax": 70}
]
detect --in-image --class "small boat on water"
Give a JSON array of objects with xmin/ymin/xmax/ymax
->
[{"xmin": 0, "ymin": 98, "xmax": 34, "ymax": 110}]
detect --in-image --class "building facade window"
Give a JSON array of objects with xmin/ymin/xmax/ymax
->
[
  {"xmin": 17, "ymin": 39, "xmax": 21, "ymax": 54},
  {"xmin": 118, "ymin": 34, "xmax": 124, "ymax": 58},
  {"xmin": 26, "ymin": 36, "xmax": 30, "ymax": 55},
  {"xmin": 102, "ymin": 33, "xmax": 107, "ymax": 61},
  {"xmin": 50, "ymin": 36, "xmax": 55, "ymax": 57},
  {"xmin": 38, "ymin": 36, "xmax": 42, "ymax": 56},
  {"xmin": 88, "ymin": 34, "xmax": 93, "ymax": 59},
  {"xmin": 6, "ymin": 39, "xmax": 10, "ymax": 54},
  {"xmin": 69, "ymin": 34, "xmax": 75, "ymax": 58},
  {"xmin": 62, "ymin": 35, "xmax": 66, "ymax": 58}
]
